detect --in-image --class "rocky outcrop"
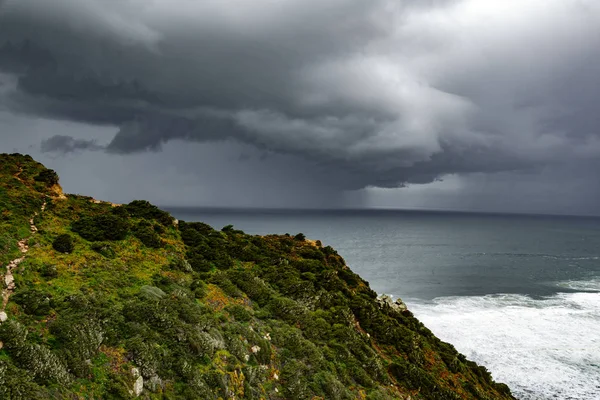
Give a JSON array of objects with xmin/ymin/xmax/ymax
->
[{"xmin": 377, "ymin": 293, "xmax": 408, "ymax": 312}]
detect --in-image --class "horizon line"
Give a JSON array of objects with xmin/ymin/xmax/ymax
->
[{"xmin": 160, "ymin": 205, "xmax": 600, "ymax": 219}]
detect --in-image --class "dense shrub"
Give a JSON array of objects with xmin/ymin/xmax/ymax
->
[
  {"xmin": 209, "ymin": 274, "xmax": 243, "ymax": 298},
  {"xmin": 181, "ymin": 221, "xmax": 235, "ymax": 272},
  {"xmin": 72, "ymin": 213, "xmax": 129, "ymax": 241},
  {"xmin": 169, "ymin": 257, "xmax": 193, "ymax": 272},
  {"xmin": 34, "ymin": 168, "xmax": 59, "ymax": 186},
  {"xmin": 125, "ymin": 200, "xmax": 173, "ymax": 226},
  {"xmin": 111, "ymin": 205, "xmax": 129, "ymax": 219},
  {"xmin": 188, "ymin": 254, "xmax": 213, "ymax": 272},
  {"xmin": 191, "ymin": 279, "xmax": 208, "ymax": 298},
  {"xmin": 133, "ymin": 221, "xmax": 163, "ymax": 248},
  {"xmin": 291, "ymin": 258, "xmax": 323, "ymax": 274},
  {"xmin": 212, "ymin": 252, "xmax": 233, "ymax": 270},
  {"xmin": 225, "ymin": 305, "xmax": 252, "ymax": 322},
  {"xmin": 299, "ymin": 247, "xmax": 325, "ymax": 261},
  {"xmin": 49, "ymin": 317, "xmax": 104, "ymax": 378},
  {"xmin": 294, "ymin": 232, "xmax": 306, "ymax": 241},
  {"xmin": 228, "ymin": 270, "xmax": 273, "ymax": 307},
  {"xmin": 0, "ymin": 361, "xmax": 47, "ymax": 399},
  {"xmin": 338, "ymin": 268, "xmax": 361, "ymax": 287},
  {"xmin": 52, "ymin": 233, "xmax": 74, "ymax": 253},
  {"xmin": 221, "ymin": 224, "xmax": 234, "ymax": 233},
  {"xmin": 12, "ymin": 289, "xmax": 53, "ymax": 316},
  {"xmin": 0, "ymin": 321, "xmax": 72, "ymax": 385}
]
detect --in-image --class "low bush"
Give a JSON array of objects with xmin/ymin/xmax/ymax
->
[
  {"xmin": 90, "ymin": 242, "xmax": 116, "ymax": 258},
  {"xmin": 294, "ymin": 232, "xmax": 306, "ymax": 241},
  {"xmin": 72, "ymin": 213, "xmax": 129, "ymax": 241},
  {"xmin": 52, "ymin": 234, "xmax": 74, "ymax": 253},
  {"xmin": 39, "ymin": 263, "xmax": 58, "ymax": 279}
]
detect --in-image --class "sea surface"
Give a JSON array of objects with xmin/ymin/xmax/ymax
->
[{"xmin": 167, "ymin": 208, "xmax": 600, "ymax": 400}]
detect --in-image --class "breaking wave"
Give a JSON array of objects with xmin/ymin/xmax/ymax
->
[{"xmin": 408, "ymin": 280, "xmax": 600, "ymax": 400}]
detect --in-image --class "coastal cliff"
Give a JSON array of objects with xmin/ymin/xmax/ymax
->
[{"xmin": 0, "ymin": 153, "xmax": 515, "ymax": 399}]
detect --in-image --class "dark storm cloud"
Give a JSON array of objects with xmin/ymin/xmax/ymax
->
[
  {"xmin": 40, "ymin": 135, "xmax": 103, "ymax": 154},
  {"xmin": 0, "ymin": 40, "xmax": 55, "ymax": 73},
  {"xmin": 105, "ymin": 112, "xmax": 241, "ymax": 154},
  {"xmin": 1, "ymin": 0, "xmax": 600, "ymax": 191}
]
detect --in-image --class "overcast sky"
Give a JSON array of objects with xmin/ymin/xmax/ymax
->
[{"xmin": 1, "ymin": 0, "xmax": 599, "ymax": 214}]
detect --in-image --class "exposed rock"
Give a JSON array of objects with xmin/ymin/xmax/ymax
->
[
  {"xmin": 5, "ymin": 275, "xmax": 14, "ymax": 290},
  {"xmin": 0, "ymin": 311, "xmax": 7, "ymax": 322},
  {"xmin": 377, "ymin": 294, "xmax": 408, "ymax": 312},
  {"xmin": 251, "ymin": 345, "xmax": 261, "ymax": 353},
  {"xmin": 394, "ymin": 298, "xmax": 408, "ymax": 312},
  {"xmin": 131, "ymin": 368, "xmax": 143, "ymax": 397},
  {"xmin": 133, "ymin": 376, "xmax": 144, "ymax": 397}
]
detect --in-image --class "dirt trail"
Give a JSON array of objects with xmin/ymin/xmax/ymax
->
[
  {"xmin": 13, "ymin": 166, "xmax": 24, "ymax": 183},
  {"xmin": 0, "ymin": 200, "xmax": 46, "ymax": 319}
]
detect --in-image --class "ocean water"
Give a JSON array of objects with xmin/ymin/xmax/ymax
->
[{"xmin": 167, "ymin": 208, "xmax": 600, "ymax": 400}]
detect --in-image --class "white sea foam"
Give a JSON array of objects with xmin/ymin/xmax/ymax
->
[
  {"xmin": 408, "ymin": 285, "xmax": 600, "ymax": 400},
  {"xmin": 555, "ymin": 277, "xmax": 600, "ymax": 292}
]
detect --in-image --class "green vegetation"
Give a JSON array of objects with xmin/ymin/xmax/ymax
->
[
  {"xmin": 52, "ymin": 234, "xmax": 74, "ymax": 254},
  {"xmin": 0, "ymin": 153, "xmax": 515, "ymax": 399},
  {"xmin": 71, "ymin": 211, "xmax": 131, "ymax": 241},
  {"xmin": 34, "ymin": 168, "xmax": 59, "ymax": 186},
  {"xmin": 294, "ymin": 232, "xmax": 306, "ymax": 241}
]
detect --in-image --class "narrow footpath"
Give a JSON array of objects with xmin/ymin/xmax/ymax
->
[{"xmin": 0, "ymin": 200, "xmax": 46, "ymax": 321}]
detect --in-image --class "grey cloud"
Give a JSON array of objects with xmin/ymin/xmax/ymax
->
[
  {"xmin": 105, "ymin": 112, "xmax": 239, "ymax": 153},
  {"xmin": 0, "ymin": 40, "xmax": 55, "ymax": 73},
  {"xmin": 6, "ymin": 119, "xmax": 362, "ymax": 208},
  {"xmin": 372, "ymin": 160, "xmax": 600, "ymax": 216},
  {"xmin": 1, "ymin": 0, "xmax": 600, "ymax": 193},
  {"xmin": 40, "ymin": 135, "xmax": 103, "ymax": 154}
]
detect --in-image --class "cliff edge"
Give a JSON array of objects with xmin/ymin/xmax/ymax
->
[{"xmin": 0, "ymin": 153, "xmax": 515, "ymax": 399}]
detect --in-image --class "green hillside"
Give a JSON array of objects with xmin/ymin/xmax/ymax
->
[{"xmin": 0, "ymin": 153, "xmax": 515, "ymax": 399}]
